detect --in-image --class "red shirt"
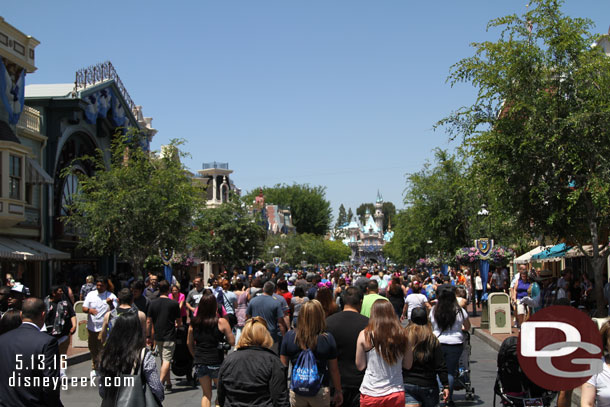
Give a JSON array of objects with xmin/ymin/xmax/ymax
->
[{"xmin": 279, "ymin": 291, "xmax": 292, "ymax": 308}]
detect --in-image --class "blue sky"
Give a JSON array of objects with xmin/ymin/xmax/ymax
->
[{"xmin": 4, "ymin": 1, "xmax": 610, "ymax": 223}]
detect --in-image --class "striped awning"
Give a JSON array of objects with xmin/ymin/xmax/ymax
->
[{"xmin": 0, "ymin": 237, "xmax": 70, "ymax": 261}]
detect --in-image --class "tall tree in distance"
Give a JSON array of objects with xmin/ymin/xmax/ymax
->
[
  {"xmin": 356, "ymin": 203, "xmax": 375, "ymax": 225},
  {"xmin": 336, "ymin": 204, "xmax": 347, "ymax": 228},
  {"xmin": 347, "ymin": 208, "xmax": 354, "ymax": 223},
  {"xmin": 243, "ymin": 183, "xmax": 332, "ymax": 235},
  {"xmin": 438, "ymin": 0, "xmax": 610, "ymax": 314}
]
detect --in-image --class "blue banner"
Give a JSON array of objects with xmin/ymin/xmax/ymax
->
[
  {"xmin": 441, "ymin": 264, "xmax": 449, "ymax": 276},
  {"xmin": 480, "ymin": 259, "xmax": 490, "ymax": 301},
  {"xmin": 164, "ymin": 265, "xmax": 173, "ymax": 284},
  {"xmin": 0, "ymin": 59, "xmax": 25, "ymax": 125}
]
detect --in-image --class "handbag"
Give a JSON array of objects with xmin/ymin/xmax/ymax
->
[{"xmin": 101, "ymin": 348, "xmax": 163, "ymax": 407}]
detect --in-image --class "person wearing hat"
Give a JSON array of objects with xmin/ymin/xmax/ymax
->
[
  {"xmin": 404, "ymin": 307, "xmax": 449, "ymax": 407},
  {"xmin": 7, "ymin": 283, "xmax": 25, "ymax": 311},
  {"xmin": 534, "ymin": 269, "xmax": 558, "ymax": 310}
]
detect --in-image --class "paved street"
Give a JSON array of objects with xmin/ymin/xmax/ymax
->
[{"xmin": 59, "ymin": 334, "xmax": 500, "ymax": 407}]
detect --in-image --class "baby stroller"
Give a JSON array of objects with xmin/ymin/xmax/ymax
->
[
  {"xmin": 493, "ymin": 336, "xmax": 556, "ymax": 406},
  {"xmin": 453, "ymin": 330, "xmax": 475, "ymax": 400},
  {"xmin": 171, "ymin": 325, "xmax": 195, "ymax": 386}
]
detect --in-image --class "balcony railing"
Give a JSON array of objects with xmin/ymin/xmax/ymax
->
[
  {"xmin": 17, "ymin": 106, "xmax": 41, "ymax": 133},
  {"xmin": 202, "ymin": 162, "xmax": 229, "ymax": 170},
  {"xmin": 22, "ymin": 206, "xmax": 40, "ymax": 227}
]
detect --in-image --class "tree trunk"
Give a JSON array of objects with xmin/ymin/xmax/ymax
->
[{"xmin": 592, "ymin": 256, "xmax": 606, "ymax": 317}]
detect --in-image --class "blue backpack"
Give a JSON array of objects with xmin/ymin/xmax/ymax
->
[{"xmin": 290, "ymin": 349, "xmax": 323, "ymax": 396}]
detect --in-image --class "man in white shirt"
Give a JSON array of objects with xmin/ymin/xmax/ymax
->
[{"xmin": 82, "ymin": 277, "xmax": 118, "ymax": 380}]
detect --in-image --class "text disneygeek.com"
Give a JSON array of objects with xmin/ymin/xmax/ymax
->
[{"xmin": 9, "ymin": 373, "xmax": 134, "ymax": 391}]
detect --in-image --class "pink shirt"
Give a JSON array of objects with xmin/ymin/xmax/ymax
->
[{"xmin": 169, "ymin": 292, "xmax": 187, "ymax": 317}]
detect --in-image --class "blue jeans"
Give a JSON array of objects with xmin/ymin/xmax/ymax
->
[
  {"xmin": 404, "ymin": 383, "xmax": 439, "ymax": 407},
  {"xmin": 440, "ymin": 343, "xmax": 463, "ymax": 400}
]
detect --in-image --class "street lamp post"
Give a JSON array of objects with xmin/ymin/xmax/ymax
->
[{"xmin": 477, "ymin": 203, "xmax": 491, "ymax": 326}]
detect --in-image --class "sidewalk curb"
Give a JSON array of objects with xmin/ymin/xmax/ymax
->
[
  {"xmin": 471, "ymin": 327, "xmax": 501, "ymax": 351},
  {"xmin": 471, "ymin": 328, "xmax": 581, "ymax": 405},
  {"xmin": 67, "ymin": 351, "xmax": 90, "ymax": 367}
]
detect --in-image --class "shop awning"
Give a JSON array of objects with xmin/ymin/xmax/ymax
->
[
  {"xmin": 514, "ymin": 245, "xmax": 553, "ymax": 264},
  {"xmin": 0, "ymin": 237, "xmax": 70, "ymax": 261},
  {"xmin": 26, "ymin": 158, "xmax": 53, "ymax": 185},
  {"xmin": 531, "ymin": 243, "xmax": 571, "ymax": 262},
  {"xmin": 564, "ymin": 245, "xmax": 610, "ymax": 258}
]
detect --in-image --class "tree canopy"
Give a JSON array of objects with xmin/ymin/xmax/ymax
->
[
  {"xmin": 191, "ymin": 196, "xmax": 266, "ymax": 268},
  {"xmin": 243, "ymin": 183, "xmax": 332, "ymax": 235},
  {"xmin": 263, "ymin": 233, "xmax": 350, "ymax": 266},
  {"xmin": 62, "ymin": 133, "xmax": 201, "ymax": 277},
  {"xmin": 439, "ymin": 0, "xmax": 610, "ymax": 314}
]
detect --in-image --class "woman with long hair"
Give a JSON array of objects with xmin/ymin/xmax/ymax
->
[
  {"xmin": 429, "ymin": 289, "xmax": 470, "ymax": 406},
  {"xmin": 404, "ymin": 307, "xmax": 449, "ymax": 407},
  {"xmin": 233, "ymin": 280, "xmax": 248, "ymax": 345},
  {"xmin": 356, "ymin": 299, "xmax": 413, "ymax": 407},
  {"xmin": 387, "ymin": 276, "xmax": 406, "ymax": 318},
  {"xmin": 315, "ymin": 286, "xmax": 338, "ymax": 318},
  {"xmin": 280, "ymin": 299, "xmax": 343, "ymax": 406},
  {"xmin": 169, "ymin": 284, "xmax": 187, "ymax": 325},
  {"xmin": 218, "ymin": 317, "xmax": 289, "ymax": 406},
  {"xmin": 98, "ymin": 311, "xmax": 164, "ymax": 404},
  {"xmin": 187, "ymin": 290, "xmax": 234, "ymax": 407}
]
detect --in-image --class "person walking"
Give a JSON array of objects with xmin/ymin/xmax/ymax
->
[
  {"xmin": 387, "ymin": 277, "xmax": 406, "ymax": 318},
  {"xmin": 100, "ymin": 288, "xmax": 146, "ymax": 343},
  {"xmin": 44, "ymin": 285, "xmax": 76, "ymax": 378},
  {"xmin": 82, "ymin": 277, "xmax": 118, "ymax": 381},
  {"xmin": 217, "ymin": 316, "xmax": 289, "ymax": 407},
  {"xmin": 355, "ymin": 299, "xmax": 413, "ymax": 407},
  {"xmin": 280, "ymin": 299, "xmax": 343, "ymax": 407},
  {"xmin": 98, "ymin": 311, "xmax": 164, "ymax": 405},
  {"xmin": 401, "ymin": 281, "xmax": 430, "ymax": 322},
  {"xmin": 186, "ymin": 277, "xmax": 205, "ymax": 321},
  {"xmin": 404, "ymin": 307, "xmax": 449, "ymax": 407},
  {"xmin": 246, "ymin": 281, "xmax": 288, "ymax": 354},
  {"xmin": 79, "ymin": 275, "xmax": 96, "ymax": 301},
  {"xmin": 233, "ymin": 280, "xmax": 248, "ymax": 345},
  {"xmin": 147, "ymin": 280, "xmax": 182, "ymax": 393},
  {"xmin": 326, "ymin": 286, "xmax": 369, "ymax": 407},
  {"xmin": 0, "ymin": 298, "xmax": 63, "ymax": 407},
  {"xmin": 169, "ymin": 284, "xmax": 187, "ymax": 325},
  {"xmin": 429, "ymin": 289, "xmax": 470, "ymax": 406},
  {"xmin": 360, "ymin": 280, "xmax": 388, "ymax": 318},
  {"xmin": 187, "ymin": 290, "xmax": 235, "ymax": 407}
]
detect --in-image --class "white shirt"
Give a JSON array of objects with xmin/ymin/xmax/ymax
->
[
  {"xmin": 475, "ymin": 276, "xmax": 483, "ymax": 290},
  {"xmin": 430, "ymin": 306, "xmax": 469, "ymax": 345},
  {"xmin": 360, "ymin": 345, "xmax": 403, "ymax": 397},
  {"xmin": 405, "ymin": 293, "xmax": 428, "ymax": 320},
  {"xmin": 83, "ymin": 290, "xmax": 118, "ymax": 332},
  {"xmin": 587, "ymin": 361, "xmax": 610, "ymax": 407}
]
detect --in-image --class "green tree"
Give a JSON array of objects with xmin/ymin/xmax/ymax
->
[
  {"xmin": 262, "ymin": 233, "xmax": 350, "ymax": 266},
  {"xmin": 439, "ymin": 0, "xmax": 610, "ymax": 314},
  {"xmin": 243, "ymin": 184, "xmax": 332, "ymax": 235},
  {"xmin": 347, "ymin": 208, "xmax": 354, "ymax": 223},
  {"xmin": 62, "ymin": 133, "xmax": 201, "ymax": 278},
  {"xmin": 192, "ymin": 196, "xmax": 266, "ymax": 268},
  {"xmin": 356, "ymin": 203, "xmax": 375, "ymax": 225},
  {"xmin": 336, "ymin": 204, "xmax": 347, "ymax": 228},
  {"xmin": 382, "ymin": 202, "xmax": 397, "ymax": 231}
]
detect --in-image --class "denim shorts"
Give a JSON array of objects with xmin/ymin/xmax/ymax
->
[
  {"xmin": 404, "ymin": 383, "xmax": 439, "ymax": 407},
  {"xmin": 194, "ymin": 364, "xmax": 221, "ymax": 379}
]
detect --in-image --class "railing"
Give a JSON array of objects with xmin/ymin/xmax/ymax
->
[
  {"xmin": 202, "ymin": 162, "xmax": 229, "ymax": 170},
  {"xmin": 17, "ymin": 106, "xmax": 41, "ymax": 133},
  {"xmin": 74, "ymin": 61, "xmax": 136, "ymax": 114}
]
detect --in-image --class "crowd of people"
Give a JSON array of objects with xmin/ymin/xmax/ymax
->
[{"xmin": 0, "ymin": 262, "xmax": 591, "ymax": 406}]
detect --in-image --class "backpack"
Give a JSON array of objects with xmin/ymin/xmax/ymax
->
[
  {"xmin": 290, "ymin": 349, "xmax": 323, "ymax": 397},
  {"xmin": 107, "ymin": 305, "xmax": 137, "ymax": 335}
]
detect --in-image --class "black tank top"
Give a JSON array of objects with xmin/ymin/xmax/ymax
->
[{"xmin": 193, "ymin": 323, "xmax": 224, "ymax": 365}]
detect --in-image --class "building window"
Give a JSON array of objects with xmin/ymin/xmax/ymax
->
[
  {"xmin": 9, "ymin": 155, "xmax": 21, "ymax": 200},
  {"xmin": 25, "ymin": 183, "xmax": 33, "ymax": 205}
]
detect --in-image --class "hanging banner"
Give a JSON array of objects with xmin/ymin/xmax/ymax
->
[
  {"xmin": 0, "ymin": 59, "xmax": 25, "ymax": 125},
  {"xmin": 441, "ymin": 264, "xmax": 449, "ymax": 276},
  {"xmin": 480, "ymin": 259, "xmax": 490, "ymax": 301}
]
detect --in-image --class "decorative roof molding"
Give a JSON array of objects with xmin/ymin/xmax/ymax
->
[{"xmin": 74, "ymin": 61, "xmax": 136, "ymax": 116}]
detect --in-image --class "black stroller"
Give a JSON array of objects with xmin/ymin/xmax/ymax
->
[
  {"xmin": 454, "ymin": 330, "xmax": 475, "ymax": 400},
  {"xmin": 171, "ymin": 325, "xmax": 195, "ymax": 386},
  {"xmin": 493, "ymin": 336, "xmax": 556, "ymax": 406}
]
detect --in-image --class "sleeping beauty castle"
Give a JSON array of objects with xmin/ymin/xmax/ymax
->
[{"xmin": 338, "ymin": 192, "xmax": 394, "ymax": 264}]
